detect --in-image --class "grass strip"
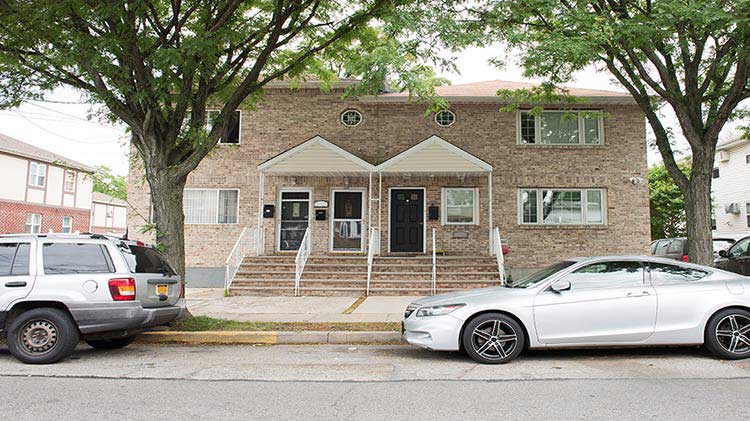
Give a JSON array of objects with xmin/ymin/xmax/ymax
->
[{"xmin": 171, "ymin": 315, "xmax": 400, "ymax": 332}]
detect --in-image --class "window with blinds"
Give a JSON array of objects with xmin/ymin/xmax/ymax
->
[{"xmin": 183, "ymin": 189, "xmax": 238, "ymax": 224}]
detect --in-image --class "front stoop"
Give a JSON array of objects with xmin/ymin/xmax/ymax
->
[{"xmin": 228, "ymin": 255, "xmax": 502, "ymax": 296}]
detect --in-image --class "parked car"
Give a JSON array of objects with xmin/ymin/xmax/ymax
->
[
  {"xmin": 651, "ymin": 237, "xmax": 737, "ymax": 261},
  {"xmin": 403, "ymin": 256, "xmax": 750, "ymax": 364},
  {"xmin": 714, "ymin": 236, "xmax": 750, "ymax": 276},
  {"xmin": 0, "ymin": 234, "xmax": 185, "ymax": 364}
]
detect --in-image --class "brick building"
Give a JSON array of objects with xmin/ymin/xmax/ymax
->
[
  {"xmin": 127, "ymin": 79, "xmax": 651, "ymax": 292},
  {"xmin": 0, "ymin": 133, "xmax": 95, "ymax": 234}
]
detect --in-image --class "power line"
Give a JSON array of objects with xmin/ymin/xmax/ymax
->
[{"xmin": 10, "ymin": 110, "xmax": 125, "ymax": 145}]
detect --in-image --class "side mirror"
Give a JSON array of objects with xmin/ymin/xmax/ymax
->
[
  {"xmin": 550, "ymin": 280, "xmax": 571, "ymax": 293},
  {"xmin": 719, "ymin": 250, "xmax": 729, "ymax": 259}
]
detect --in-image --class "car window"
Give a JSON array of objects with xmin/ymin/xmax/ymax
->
[
  {"xmin": 649, "ymin": 263, "xmax": 709, "ymax": 284},
  {"xmin": 654, "ymin": 240, "xmax": 671, "ymax": 255},
  {"xmin": 559, "ymin": 261, "xmax": 644, "ymax": 290},
  {"xmin": 121, "ymin": 245, "xmax": 175, "ymax": 275},
  {"xmin": 650, "ymin": 241, "xmax": 659, "ymax": 254},
  {"xmin": 728, "ymin": 238, "xmax": 750, "ymax": 258},
  {"xmin": 666, "ymin": 239, "xmax": 684, "ymax": 254},
  {"xmin": 508, "ymin": 261, "xmax": 576, "ymax": 288},
  {"xmin": 0, "ymin": 243, "xmax": 30, "ymax": 276},
  {"xmin": 42, "ymin": 243, "xmax": 114, "ymax": 274},
  {"xmin": 713, "ymin": 240, "xmax": 735, "ymax": 253}
]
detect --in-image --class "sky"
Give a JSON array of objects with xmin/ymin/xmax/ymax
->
[{"xmin": 0, "ymin": 43, "xmax": 743, "ymax": 176}]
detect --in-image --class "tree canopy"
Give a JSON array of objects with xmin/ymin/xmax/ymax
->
[
  {"xmin": 92, "ymin": 165, "xmax": 128, "ymax": 201},
  {"xmin": 649, "ymin": 161, "xmax": 690, "ymax": 239}
]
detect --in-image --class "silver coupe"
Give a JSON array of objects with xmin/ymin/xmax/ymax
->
[{"xmin": 403, "ymin": 256, "xmax": 750, "ymax": 364}]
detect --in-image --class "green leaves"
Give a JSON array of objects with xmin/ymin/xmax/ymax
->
[{"xmin": 649, "ymin": 160, "xmax": 691, "ymax": 239}]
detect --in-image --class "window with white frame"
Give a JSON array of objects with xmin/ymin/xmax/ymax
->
[
  {"xmin": 64, "ymin": 170, "xmax": 76, "ymax": 192},
  {"xmin": 29, "ymin": 162, "xmax": 47, "ymax": 187},
  {"xmin": 25, "ymin": 214, "xmax": 42, "ymax": 233},
  {"xmin": 442, "ymin": 188, "xmax": 478, "ymax": 225},
  {"xmin": 520, "ymin": 188, "xmax": 606, "ymax": 225},
  {"xmin": 746, "ymin": 203, "xmax": 750, "ymax": 228},
  {"xmin": 206, "ymin": 110, "xmax": 241, "ymax": 144},
  {"xmin": 61, "ymin": 216, "xmax": 73, "ymax": 233},
  {"xmin": 518, "ymin": 111, "xmax": 603, "ymax": 145},
  {"xmin": 183, "ymin": 189, "xmax": 238, "ymax": 224}
]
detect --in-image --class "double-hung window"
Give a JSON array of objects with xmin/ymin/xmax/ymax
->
[
  {"xmin": 183, "ymin": 189, "xmax": 239, "ymax": 224},
  {"xmin": 62, "ymin": 216, "xmax": 73, "ymax": 233},
  {"xmin": 518, "ymin": 111, "xmax": 603, "ymax": 145},
  {"xmin": 207, "ymin": 110, "xmax": 241, "ymax": 144},
  {"xmin": 442, "ymin": 188, "xmax": 478, "ymax": 225},
  {"xmin": 25, "ymin": 214, "xmax": 42, "ymax": 233},
  {"xmin": 520, "ymin": 188, "xmax": 606, "ymax": 225},
  {"xmin": 746, "ymin": 203, "xmax": 750, "ymax": 228},
  {"xmin": 29, "ymin": 161, "xmax": 47, "ymax": 187},
  {"xmin": 64, "ymin": 170, "xmax": 76, "ymax": 192}
]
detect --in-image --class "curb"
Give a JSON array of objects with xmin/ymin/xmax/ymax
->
[{"xmin": 137, "ymin": 330, "xmax": 404, "ymax": 345}]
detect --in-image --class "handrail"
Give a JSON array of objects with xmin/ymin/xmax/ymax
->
[
  {"xmin": 294, "ymin": 225, "xmax": 312, "ymax": 296},
  {"xmin": 431, "ymin": 228, "xmax": 437, "ymax": 295},
  {"xmin": 224, "ymin": 227, "xmax": 258, "ymax": 290},
  {"xmin": 366, "ymin": 228, "xmax": 380, "ymax": 295},
  {"xmin": 492, "ymin": 227, "xmax": 507, "ymax": 285}
]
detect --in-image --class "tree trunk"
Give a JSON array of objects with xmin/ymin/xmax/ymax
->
[
  {"xmin": 148, "ymin": 172, "xmax": 188, "ymax": 281},
  {"xmin": 684, "ymin": 163, "xmax": 714, "ymax": 266}
]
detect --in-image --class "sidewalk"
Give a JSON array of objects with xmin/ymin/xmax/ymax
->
[{"xmin": 186, "ymin": 288, "xmax": 416, "ymax": 323}]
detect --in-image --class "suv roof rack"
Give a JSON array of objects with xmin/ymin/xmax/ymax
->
[{"xmin": 0, "ymin": 232, "xmax": 126, "ymax": 241}]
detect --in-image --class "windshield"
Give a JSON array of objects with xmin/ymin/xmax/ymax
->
[
  {"xmin": 508, "ymin": 261, "xmax": 576, "ymax": 288},
  {"xmin": 122, "ymin": 245, "xmax": 176, "ymax": 275}
]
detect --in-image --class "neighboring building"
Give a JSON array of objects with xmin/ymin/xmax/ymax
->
[
  {"xmin": 711, "ymin": 137, "xmax": 750, "ymax": 239},
  {"xmin": 128, "ymin": 79, "xmax": 651, "ymax": 289},
  {"xmin": 0, "ymin": 133, "xmax": 95, "ymax": 234},
  {"xmin": 90, "ymin": 192, "xmax": 128, "ymax": 236}
]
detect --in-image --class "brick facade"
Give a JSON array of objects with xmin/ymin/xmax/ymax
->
[
  {"xmin": 0, "ymin": 199, "xmax": 91, "ymax": 233},
  {"xmin": 127, "ymin": 85, "xmax": 650, "ymax": 273}
]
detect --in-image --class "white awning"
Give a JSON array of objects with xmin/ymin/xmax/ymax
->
[
  {"xmin": 376, "ymin": 135, "xmax": 492, "ymax": 174},
  {"xmin": 258, "ymin": 136, "xmax": 375, "ymax": 175}
]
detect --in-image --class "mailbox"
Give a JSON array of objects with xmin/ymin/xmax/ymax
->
[
  {"xmin": 428, "ymin": 204, "xmax": 439, "ymax": 221},
  {"xmin": 315, "ymin": 209, "xmax": 327, "ymax": 221},
  {"xmin": 263, "ymin": 204, "xmax": 275, "ymax": 218}
]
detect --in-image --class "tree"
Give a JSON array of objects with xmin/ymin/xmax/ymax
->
[
  {"xmin": 649, "ymin": 161, "xmax": 690, "ymax": 239},
  {"xmin": 463, "ymin": 0, "xmax": 750, "ymax": 265},
  {"xmin": 0, "ymin": 0, "xmax": 443, "ymax": 278},
  {"xmin": 92, "ymin": 165, "xmax": 128, "ymax": 201}
]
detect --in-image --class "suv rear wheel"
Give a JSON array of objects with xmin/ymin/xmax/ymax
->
[
  {"xmin": 7, "ymin": 308, "xmax": 80, "ymax": 364},
  {"xmin": 86, "ymin": 336, "xmax": 136, "ymax": 350}
]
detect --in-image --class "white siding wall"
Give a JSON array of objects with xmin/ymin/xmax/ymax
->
[
  {"xmin": 75, "ymin": 173, "xmax": 93, "ymax": 210},
  {"xmin": 113, "ymin": 206, "xmax": 127, "ymax": 228},
  {"xmin": 46, "ymin": 166, "xmax": 64, "ymax": 206},
  {"xmin": 26, "ymin": 188, "xmax": 44, "ymax": 204},
  {"xmin": 712, "ymin": 142, "xmax": 750, "ymax": 238},
  {"xmin": 92, "ymin": 202, "xmax": 128, "ymax": 229},
  {"xmin": 0, "ymin": 154, "xmax": 27, "ymax": 201}
]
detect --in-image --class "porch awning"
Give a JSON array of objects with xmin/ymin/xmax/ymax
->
[
  {"xmin": 258, "ymin": 135, "xmax": 376, "ymax": 175},
  {"xmin": 376, "ymin": 135, "xmax": 492, "ymax": 174}
]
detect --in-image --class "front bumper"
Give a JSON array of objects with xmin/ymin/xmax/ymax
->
[
  {"xmin": 68, "ymin": 298, "xmax": 186, "ymax": 336},
  {"xmin": 403, "ymin": 313, "xmax": 463, "ymax": 351}
]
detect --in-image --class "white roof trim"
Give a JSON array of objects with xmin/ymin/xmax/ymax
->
[
  {"xmin": 376, "ymin": 135, "xmax": 493, "ymax": 173},
  {"xmin": 258, "ymin": 135, "xmax": 375, "ymax": 173}
]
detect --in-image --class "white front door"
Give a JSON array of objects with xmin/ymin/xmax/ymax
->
[{"xmin": 331, "ymin": 190, "xmax": 364, "ymax": 252}]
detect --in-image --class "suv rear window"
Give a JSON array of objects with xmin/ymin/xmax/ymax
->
[
  {"xmin": 122, "ymin": 245, "xmax": 175, "ymax": 275},
  {"xmin": 0, "ymin": 243, "xmax": 30, "ymax": 276},
  {"xmin": 42, "ymin": 243, "xmax": 114, "ymax": 274}
]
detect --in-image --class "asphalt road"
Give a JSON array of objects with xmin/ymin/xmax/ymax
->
[{"xmin": 2, "ymin": 343, "xmax": 750, "ymax": 420}]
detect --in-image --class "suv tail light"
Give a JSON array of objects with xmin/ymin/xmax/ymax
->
[
  {"xmin": 109, "ymin": 278, "xmax": 136, "ymax": 301},
  {"xmin": 682, "ymin": 255, "xmax": 689, "ymax": 262}
]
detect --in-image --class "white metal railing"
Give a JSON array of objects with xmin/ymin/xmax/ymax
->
[
  {"xmin": 492, "ymin": 227, "xmax": 507, "ymax": 285},
  {"xmin": 225, "ymin": 227, "xmax": 259, "ymax": 290},
  {"xmin": 366, "ymin": 228, "xmax": 380, "ymax": 295},
  {"xmin": 431, "ymin": 228, "xmax": 437, "ymax": 295},
  {"xmin": 294, "ymin": 226, "xmax": 312, "ymax": 296}
]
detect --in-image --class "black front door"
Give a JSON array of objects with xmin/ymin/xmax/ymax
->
[{"xmin": 390, "ymin": 189, "xmax": 424, "ymax": 253}]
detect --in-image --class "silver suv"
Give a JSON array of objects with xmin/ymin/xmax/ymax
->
[{"xmin": 0, "ymin": 234, "xmax": 185, "ymax": 364}]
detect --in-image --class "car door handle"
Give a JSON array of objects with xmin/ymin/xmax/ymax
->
[
  {"xmin": 5, "ymin": 281, "xmax": 27, "ymax": 288},
  {"xmin": 627, "ymin": 291, "xmax": 650, "ymax": 298}
]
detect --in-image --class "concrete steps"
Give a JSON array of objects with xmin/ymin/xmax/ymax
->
[{"xmin": 228, "ymin": 254, "xmax": 502, "ymax": 296}]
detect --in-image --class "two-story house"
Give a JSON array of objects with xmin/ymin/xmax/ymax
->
[
  {"xmin": 90, "ymin": 192, "xmax": 128, "ymax": 236},
  {"xmin": 128, "ymin": 79, "xmax": 651, "ymax": 293},
  {"xmin": 711, "ymin": 137, "xmax": 750, "ymax": 239},
  {"xmin": 0, "ymin": 133, "xmax": 95, "ymax": 234}
]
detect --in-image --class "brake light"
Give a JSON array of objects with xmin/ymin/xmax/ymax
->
[
  {"xmin": 682, "ymin": 255, "xmax": 689, "ymax": 262},
  {"xmin": 109, "ymin": 278, "xmax": 136, "ymax": 301}
]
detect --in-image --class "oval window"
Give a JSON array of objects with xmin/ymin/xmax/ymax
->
[
  {"xmin": 435, "ymin": 110, "xmax": 456, "ymax": 127},
  {"xmin": 340, "ymin": 110, "xmax": 363, "ymax": 127}
]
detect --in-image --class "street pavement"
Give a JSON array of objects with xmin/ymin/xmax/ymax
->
[
  {"xmin": 186, "ymin": 288, "xmax": 412, "ymax": 322},
  {"xmin": 2, "ymin": 343, "xmax": 750, "ymax": 419}
]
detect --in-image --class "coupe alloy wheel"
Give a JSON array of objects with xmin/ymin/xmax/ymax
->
[
  {"xmin": 715, "ymin": 314, "xmax": 750, "ymax": 355},
  {"xmin": 470, "ymin": 320, "xmax": 518, "ymax": 361}
]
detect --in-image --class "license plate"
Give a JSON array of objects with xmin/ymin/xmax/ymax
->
[{"xmin": 156, "ymin": 284, "xmax": 168, "ymax": 295}]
